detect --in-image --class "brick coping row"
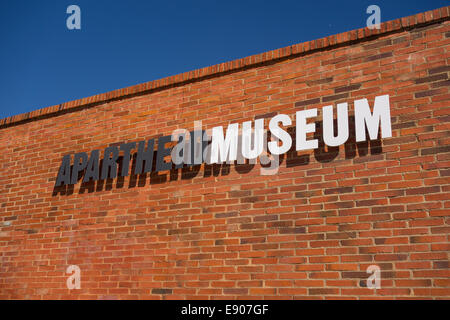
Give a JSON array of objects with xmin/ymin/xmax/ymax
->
[{"xmin": 1, "ymin": 6, "xmax": 449, "ymax": 129}]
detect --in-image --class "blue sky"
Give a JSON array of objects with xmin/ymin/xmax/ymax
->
[{"xmin": 0, "ymin": 0, "xmax": 447, "ymax": 119}]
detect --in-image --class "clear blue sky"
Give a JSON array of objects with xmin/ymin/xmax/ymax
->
[{"xmin": 0, "ymin": 0, "xmax": 447, "ymax": 119}]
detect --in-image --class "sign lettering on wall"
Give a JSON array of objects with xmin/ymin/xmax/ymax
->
[{"xmin": 55, "ymin": 94, "xmax": 392, "ymax": 186}]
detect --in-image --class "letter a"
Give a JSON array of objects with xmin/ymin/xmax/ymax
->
[
  {"xmin": 366, "ymin": 5, "xmax": 381, "ymax": 30},
  {"xmin": 366, "ymin": 265, "xmax": 381, "ymax": 289},
  {"xmin": 55, "ymin": 154, "xmax": 72, "ymax": 186},
  {"xmin": 66, "ymin": 265, "xmax": 81, "ymax": 289},
  {"xmin": 66, "ymin": 5, "xmax": 81, "ymax": 30}
]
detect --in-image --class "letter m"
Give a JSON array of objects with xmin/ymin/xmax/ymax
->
[
  {"xmin": 210, "ymin": 123, "xmax": 239, "ymax": 163},
  {"xmin": 355, "ymin": 94, "xmax": 392, "ymax": 142}
]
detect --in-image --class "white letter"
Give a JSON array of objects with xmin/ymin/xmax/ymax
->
[
  {"xmin": 66, "ymin": 265, "xmax": 81, "ymax": 289},
  {"xmin": 296, "ymin": 109, "xmax": 318, "ymax": 151},
  {"xmin": 192, "ymin": 121, "xmax": 204, "ymax": 165},
  {"xmin": 66, "ymin": 5, "xmax": 81, "ymax": 30},
  {"xmin": 203, "ymin": 129, "xmax": 213, "ymax": 164},
  {"xmin": 171, "ymin": 129, "xmax": 190, "ymax": 167},
  {"xmin": 242, "ymin": 119, "xmax": 264, "ymax": 159},
  {"xmin": 323, "ymin": 103, "xmax": 349, "ymax": 147},
  {"xmin": 355, "ymin": 94, "xmax": 392, "ymax": 142},
  {"xmin": 210, "ymin": 123, "xmax": 239, "ymax": 163},
  {"xmin": 366, "ymin": 265, "xmax": 381, "ymax": 289},
  {"xmin": 366, "ymin": 5, "xmax": 381, "ymax": 30},
  {"xmin": 268, "ymin": 114, "xmax": 292, "ymax": 155}
]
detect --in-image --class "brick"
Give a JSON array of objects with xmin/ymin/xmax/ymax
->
[
  {"xmin": 414, "ymin": 73, "xmax": 448, "ymax": 84},
  {"xmin": 364, "ymin": 52, "xmax": 393, "ymax": 62},
  {"xmin": 322, "ymin": 93, "xmax": 349, "ymax": 103},
  {"xmin": 334, "ymin": 84, "xmax": 362, "ymax": 93},
  {"xmin": 428, "ymin": 65, "xmax": 450, "ymax": 74},
  {"xmin": 295, "ymin": 98, "xmax": 320, "ymax": 107}
]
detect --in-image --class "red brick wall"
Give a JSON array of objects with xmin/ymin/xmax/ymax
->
[{"xmin": 0, "ymin": 8, "xmax": 449, "ymax": 299}]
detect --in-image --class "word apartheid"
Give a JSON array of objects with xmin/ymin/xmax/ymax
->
[{"xmin": 55, "ymin": 94, "xmax": 392, "ymax": 186}]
